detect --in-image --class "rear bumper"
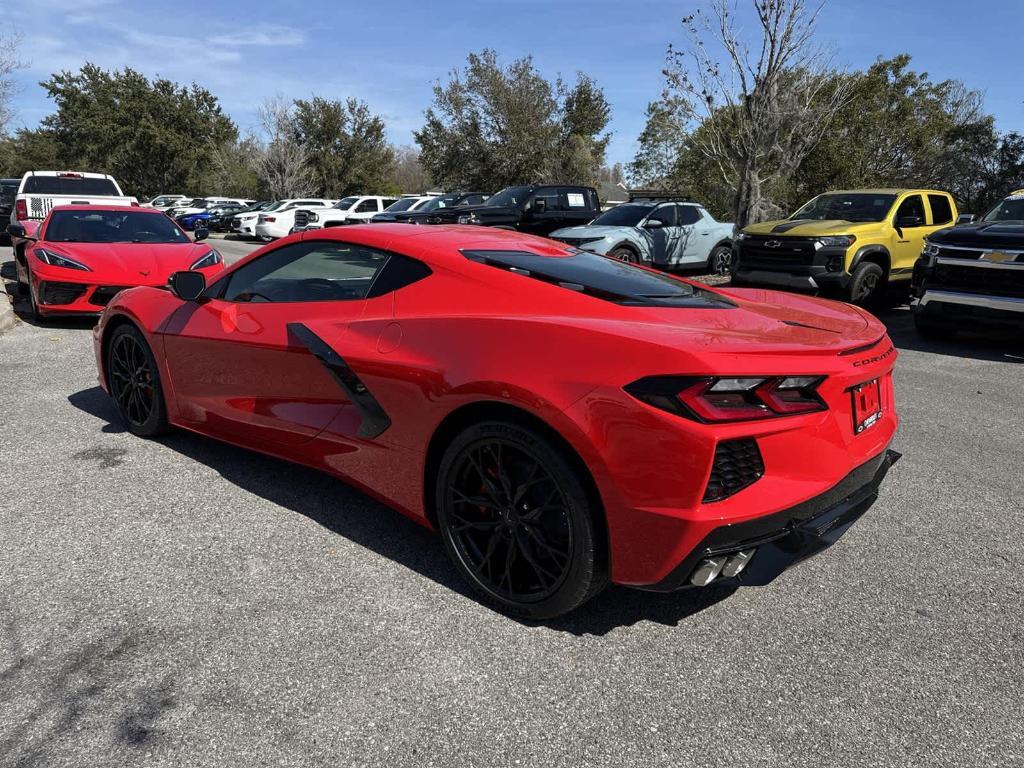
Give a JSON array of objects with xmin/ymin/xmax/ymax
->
[{"xmin": 641, "ymin": 448, "xmax": 901, "ymax": 591}]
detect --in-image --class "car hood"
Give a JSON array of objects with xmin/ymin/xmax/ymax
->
[
  {"xmin": 928, "ymin": 221, "xmax": 1024, "ymax": 249},
  {"xmin": 743, "ymin": 219, "xmax": 881, "ymax": 237},
  {"xmin": 44, "ymin": 241, "xmax": 214, "ymax": 281},
  {"xmin": 550, "ymin": 225, "xmax": 624, "ymax": 239}
]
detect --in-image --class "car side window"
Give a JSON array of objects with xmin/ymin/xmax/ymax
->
[
  {"xmin": 928, "ymin": 194, "xmax": 953, "ymax": 225},
  {"xmin": 221, "ymin": 241, "xmax": 391, "ymax": 303},
  {"xmin": 675, "ymin": 205, "xmax": 702, "ymax": 225},
  {"xmin": 532, "ymin": 189, "xmax": 565, "ymax": 212},
  {"xmin": 895, "ymin": 195, "xmax": 926, "ymax": 226},
  {"xmin": 356, "ymin": 199, "xmax": 379, "ymax": 213},
  {"xmin": 648, "ymin": 205, "xmax": 677, "ymax": 227}
]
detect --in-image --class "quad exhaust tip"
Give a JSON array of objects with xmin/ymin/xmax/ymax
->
[{"xmin": 690, "ymin": 549, "xmax": 756, "ymax": 586}]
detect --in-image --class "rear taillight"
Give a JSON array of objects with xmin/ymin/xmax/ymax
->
[
  {"xmin": 264, "ymin": 216, "xmax": 276, "ymax": 223},
  {"xmin": 625, "ymin": 375, "xmax": 826, "ymax": 423},
  {"xmin": 15, "ymin": 199, "xmax": 27, "ymax": 220}
]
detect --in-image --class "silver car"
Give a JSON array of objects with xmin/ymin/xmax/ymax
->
[{"xmin": 550, "ymin": 198, "xmax": 735, "ymax": 273}]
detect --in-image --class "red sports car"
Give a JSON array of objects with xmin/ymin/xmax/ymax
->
[
  {"xmin": 9, "ymin": 205, "xmax": 223, "ymax": 321},
  {"xmin": 92, "ymin": 224, "xmax": 901, "ymax": 618}
]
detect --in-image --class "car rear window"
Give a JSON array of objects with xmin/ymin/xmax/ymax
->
[
  {"xmin": 462, "ymin": 249, "xmax": 734, "ymax": 308},
  {"xmin": 23, "ymin": 176, "xmax": 120, "ymax": 196}
]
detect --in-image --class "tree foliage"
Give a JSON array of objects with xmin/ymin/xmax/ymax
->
[
  {"xmin": 0, "ymin": 32, "xmax": 24, "ymax": 135},
  {"xmin": 415, "ymin": 49, "xmax": 610, "ymax": 191},
  {"xmin": 292, "ymin": 96, "xmax": 396, "ymax": 196},
  {"xmin": 13, "ymin": 65, "xmax": 239, "ymax": 197}
]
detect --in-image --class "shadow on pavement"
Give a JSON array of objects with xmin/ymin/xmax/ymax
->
[
  {"xmin": 877, "ymin": 306, "xmax": 1024, "ymax": 363},
  {"xmin": 68, "ymin": 385, "xmax": 732, "ymax": 635}
]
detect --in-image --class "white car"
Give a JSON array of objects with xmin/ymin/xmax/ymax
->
[
  {"xmin": 253, "ymin": 198, "xmax": 337, "ymax": 240},
  {"xmin": 291, "ymin": 195, "xmax": 400, "ymax": 231},
  {"xmin": 143, "ymin": 194, "xmax": 188, "ymax": 210}
]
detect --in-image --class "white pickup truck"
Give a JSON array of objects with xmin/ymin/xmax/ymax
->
[{"xmin": 8, "ymin": 171, "xmax": 136, "ymax": 263}]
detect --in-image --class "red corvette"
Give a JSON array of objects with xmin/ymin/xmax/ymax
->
[
  {"xmin": 9, "ymin": 205, "xmax": 223, "ymax": 321},
  {"xmin": 92, "ymin": 224, "xmax": 900, "ymax": 618}
]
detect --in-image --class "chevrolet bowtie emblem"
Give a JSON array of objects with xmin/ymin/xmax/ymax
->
[
  {"xmin": 139, "ymin": 270, "xmax": 150, "ymax": 276},
  {"xmin": 765, "ymin": 240, "xmax": 782, "ymax": 248},
  {"xmin": 982, "ymin": 251, "xmax": 1017, "ymax": 263}
]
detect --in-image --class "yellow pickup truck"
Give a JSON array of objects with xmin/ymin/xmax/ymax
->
[{"xmin": 731, "ymin": 189, "xmax": 959, "ymax": 304}]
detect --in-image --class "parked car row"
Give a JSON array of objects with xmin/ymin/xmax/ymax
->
[{"xmin": 7, "ymin": 169, "xmax": 1023, "ymax": 341}]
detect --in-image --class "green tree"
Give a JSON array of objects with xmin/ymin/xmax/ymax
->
[
  {"xmin": 292, "ymin": 96, "xmax": 395, "ymax": 196},
  {"xmin": 34, "ymin": 64, "xmax": 236, "ymax": 197},
  {"xmin": 415, "ymin": 49, "xmax": 611, "ymax": 191}
]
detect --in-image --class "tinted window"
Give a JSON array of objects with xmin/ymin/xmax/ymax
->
[
  {"xmin": 532, "ymin": 189, "xmax": 565, "ymax": 212},
  {"xmin": 895, "ymin": 195, "xmax": 925, "ymax": 225},
  {"xmin": 928, "ymin": 194, "xmax": 953, "ymax": 225},
  {"xmin": 463, "ymin": 249, "xmax": 734, "ymax": 308},
  {"xmin": 459, "ymin": 194, "xmax": 486, "ymax": 206},
  {"xmin": 792, "ymin": 193, "xmax": 897, "ymax": 222},
  {"xmin": 384, "ymin": 198, "xmax": 420, "ymax": 212},
  {"xmin": 355, "ymin": 199, "xmax": 379, "ymax": 213},
  {"xmin": 223, "ymin": 241, "xmax": 390, "ymax": 303},
  {"xmin": 591, "ymin": 203, "xmax": 655, "ymax": 227},
  {"xmin": 45, "ymin": 210, "xmax": 189, "ymax": 244},
  {"xmin": 675, "ymin": 205, "xmax": 702, "ymax": 225},
  {"xmin": 486, "ymin": 186, "xmax": 531, "ymax": 207},
  {"xmin": 334, "ymin": 197, "xmax": 360, "ymax": 210},
  {"xmin": 23, "ymin": 176, "xmax": 120, "ymax": 196},
  {"xmin": 982, "ymin": 194, "xmax": 1024, "ymax": 223},
  {"xmin": 648, "ymin": 205, "xmax": 676, "ymax": 226}
]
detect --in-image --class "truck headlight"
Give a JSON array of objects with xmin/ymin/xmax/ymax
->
[
  {"xmin": 817, "ymin": 235, "xmax": 856, "ymax": 248},
  {"xmin": 923, "ymin": 242, "xmax": 940, "ymax": 256}
]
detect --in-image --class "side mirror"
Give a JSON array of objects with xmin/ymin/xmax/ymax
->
[
  {"xmin": 168, "ymin": 271, "xmax": 206, "ymax": 301},
  {"xmin": 643, "ymin": 218, "xmax": 664, "ymax": 229},
  {"xmin": 193, "ymin": 224, "xmax": 209, "ymax": 241},
  {"xmin": 895, "ymin": 215, "xmax": 924, "ymax": 229},
  {"xmin": 7, "ymin": 223, "xmax": 28, "ymax": 239},
  {"xmin": 956, "ymin": 213, "xmax": 975, "ymax": 225},
  {"xmin": 532, "ymin": 198, "xmax": 547, "ymax": 214}
]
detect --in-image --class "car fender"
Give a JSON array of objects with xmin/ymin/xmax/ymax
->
[{"xmin": 850, "ymin": 244, "xmax": 891, "ymax": 272}]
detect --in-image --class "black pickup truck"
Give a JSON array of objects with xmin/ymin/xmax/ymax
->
[
  {"xmin": 403, "ymin": 184, "xmax": 600, "ymax": 237},
  {"xmin": 0, "ymin": 178, "xmax": 18, "ymax": 246},
  {"xmin": 912, "ymin": 191, "xmax": 1024, "ymax": 337}
]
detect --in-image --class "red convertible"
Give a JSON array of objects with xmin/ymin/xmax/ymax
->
[
  {"xmin": 9, "ymin": 205, "xmax": 223, "ymax": 322},
  {"xmin": 92, "ymin": 224, "xmax": 900, "ymax": 618}
]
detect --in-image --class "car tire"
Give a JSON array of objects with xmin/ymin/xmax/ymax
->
[
  {"xmin": 913, "ymin": 311, "xmax": 956, "ymax": 341},
  {"xmin": 849, "ymin": 261, "xmax": 885, "ymax": 305},
  {"xmin": 24, "ymin": 263, "xmax": 44, "ymax": 324},
  {"xmin": 13, "ymin": 249, "xmax": 29, "ymax": 296},
  {"xmin": 706, "ymin": 245, "xmax": 733, "ymax": 276},
  {"xmin": 436, "ymin": 420, "xmax": 607, "ymax": 619},
  {"xmin": 609, "ymin": 246, "xmax": 639, "ymax": 264},
  {"xmin": 106, "ymin": 324, "xmax": 170, "ymax": 437}
]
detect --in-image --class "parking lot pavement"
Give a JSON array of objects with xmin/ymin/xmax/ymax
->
[
  {"xmin": 1, "ymin": 260, "xmax": 1022, "ymax": 766},
  {"xmin": 207, "ymin": 234, "xmax": 264, "ymax": 265}
]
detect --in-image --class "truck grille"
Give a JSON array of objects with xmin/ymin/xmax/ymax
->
[
  {"xmin": 738, "ymin": 237, "xmax": 816, "ymax": 268},
  {"xmin": 294, "ymin": 210, "xmax": 311, "ymax": 228},
  {"xmin": 932, "ymin": 262, "xmax": 1024, "ymax": 298},
  {"xmin": 703, "ymin": 439, "xmax": 765, "ymax": 502}
]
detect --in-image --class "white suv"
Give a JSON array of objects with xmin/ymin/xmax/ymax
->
[
  {"xmin": 291, "ymin": 195, "xmax": 400, "ymax": 232},
  {"xmin": 253, "ymin": 198, "xmax": 337, "ymax": 240}
]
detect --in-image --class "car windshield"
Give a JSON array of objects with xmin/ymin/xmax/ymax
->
[
  {"xmin": 486, "ymin": 186, "xmax": 531, "ymax": 208},
  {"xmin": 791, "ymin": 193, "xmax": 897, "ymax": 222},
  {"xmin": 418, "ymin": 195, "xmax": 459, "ymax": 211},
  {"xmin": 23, "ymin": 176, "xmax": 120, "ymax": 196},
  {"xmin": 981, "ymin": 194, "xmax": 1024, "ymax": 223},
  {"xmin": 46, "ymin": 210, "xmax": 190, "ymax": 244},
  {"xmin": 334, "ymin": 197, "xmax": 360, "ymax": 210},
  {"xmin": 384, "ymin": 198, "xmax": 421, "ymax": 212},
  {"xmin": 591, "ymin": 203, "xmax": 655, "ymax": 227}
]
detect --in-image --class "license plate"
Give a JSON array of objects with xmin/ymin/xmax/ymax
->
[{"xmin": 851, "ymin": 378, "xmax": 883, "ymax": 434}]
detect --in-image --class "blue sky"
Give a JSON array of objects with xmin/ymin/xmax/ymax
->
[{"xmin": 7, "ymin": 0, "xmax": 1024, "ymax": 167}]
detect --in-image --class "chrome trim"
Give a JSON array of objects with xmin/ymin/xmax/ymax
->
[
  {"xmin": 932, "ymin": 243, "xmax": 1024, "ymax": 255},
  {"xmin": 919, "ymin": 290, "xmax": 1024, "ymax": 312},
  {"xmin": 935, "ymin": 256, "xmax": 1024, "ymax": 269}
]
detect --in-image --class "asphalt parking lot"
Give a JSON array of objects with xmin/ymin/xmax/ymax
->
[{"xmin": 1, "ymin": 242, "xmax": 1022, "ymax": 767}]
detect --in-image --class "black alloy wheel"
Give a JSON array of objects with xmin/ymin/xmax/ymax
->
[
  {"xmin": 849, "ymin": 261, "xmax": 884, "ymax": 305},
  {"xmin": 107, "ymin": 325, "xmax": 169, "ymax": 437},
  {"xmin": 707, "ymin": 245, "xmax": 733, "ymax": 276},
  {"xmin": 437, "ymin": 421, "xmax": 606, "ymax": 618},
  {"xmin": 609, "ymin": 246, "xmax": 639, "ymax": 264}
]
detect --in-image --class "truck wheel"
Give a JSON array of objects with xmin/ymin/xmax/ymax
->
[
  {"xmin": 849, "ymin": 262, "xmax": 884, "ymax": 305},
  {"xmin": 913, "ymin": 312, "xmax": 956, "ymax": 341},
  {"xmin": 706, "ymin": 245, "xmax": 732, "ymax": 276},
  {"xmin": 609, "ymin": 246, "xmax": 639, "ymax": 264}
]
